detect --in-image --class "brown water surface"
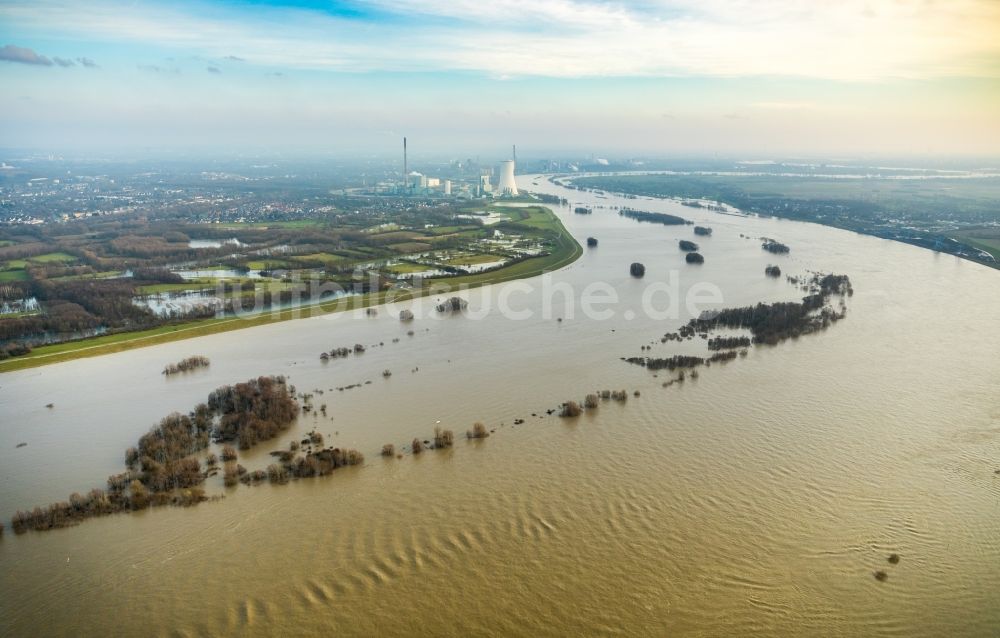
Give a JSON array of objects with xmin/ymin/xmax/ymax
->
[{"xmin": 1, "ymin": 175, "xmax": 998, "ymax": 636}]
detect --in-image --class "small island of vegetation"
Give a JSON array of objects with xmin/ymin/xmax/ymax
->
[
  {"xmin": 436, "ymin": 296, "xmax": 469, "ymax": 313},
  {"xmin": 762, "ymin": 239, "xmax": 790, "ymax": 254},
  {"xmin": 162, "ymin": 355, "xmax": 210, "ymax": 375},
  {"xmin": 685, "ymin": 252, "xmax": 705, "ymax": 264},
  {"xmin": 7, "ymin": 375, "xmax": 370, "ymax": 534},
  {"xmin": 679, "ymin": 240, "xmax": 699, "ymax": 252},
  {"xmin": 624, "ymin": 272, "xmax": 853, "ymax": 377},
  {"xmin": 619, "ymin": 208, "xmax": 690, "ymax": 226},
  {"xmin": 630, "ymin": 262, "xmax": 646, "ymax": 277}
]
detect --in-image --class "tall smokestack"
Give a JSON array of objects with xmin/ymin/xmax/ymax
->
[
  {"xmin": 403, "ymin": 137, "xmax": 408, "ymax": 191},
  {"xmin": 512, "ymin": 144, "xmax": 516, "ymax": 163}
]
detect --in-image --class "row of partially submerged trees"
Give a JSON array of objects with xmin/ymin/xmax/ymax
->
[
  {"xmin": 162, "ymin": 355, "xmax": 210, "ymax": 375},
  {"xmin": 320, "ymin": 343, "xmax": 366, "ymax": 361},
  {"xmin": 381, "ymin": 421, "xmax": 491, "ymax": 459},
  {"xmin": 560, "ymin": 389, "xmax": 631, "ymax": 417},
  {"xmin": 7, "ymin": 375, "xmax": 365, "ymax": 534},
  {"xmin": 623, "ymin": 272, "xmax": 853, "ymax": 378},
  {"xmin": 7, "ymin": 269, "xmax": 850, "ymax": 536},
  {"xmin": 620, "ymin": 208, "xmax": 690, "ymax": 226},
  {"xmin": 8, "ymin": 367, "xmax": 512, "ymax": 534}
]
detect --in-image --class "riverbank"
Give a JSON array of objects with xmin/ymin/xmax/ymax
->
[
  {"xmin": 571, "ymin": 172, "xmax": 1000, "ymax": 270},
  {"xmin": 0, "ymin": 205, "xmax": 582, "ymax": 373}
]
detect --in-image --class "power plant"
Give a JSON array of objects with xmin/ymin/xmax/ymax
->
[
  {"xmin": 497, "ymin": 145, "xmax": 518, "ymax": 197},
  {"xmin": 385, "ymin": 137, "xmax": 517, "ymax": 198}
]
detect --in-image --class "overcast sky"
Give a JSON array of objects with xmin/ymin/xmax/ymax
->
[{"xmin": 1, "ymin": 0, "xmax": 998, "ymax": 157}]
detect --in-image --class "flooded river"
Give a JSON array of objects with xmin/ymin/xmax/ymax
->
[{"xmin": 1, "ymin": 175, "xmax": 998, "ymax": 636}]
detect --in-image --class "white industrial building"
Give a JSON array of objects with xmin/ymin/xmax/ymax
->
[{"xmin": 497, "ymin": 160, "xmax": 518, "ymax": 197}]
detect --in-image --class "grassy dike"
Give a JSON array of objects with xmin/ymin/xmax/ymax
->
[{"xmin": 0, "ymin": 205, "xmax": 582, "ymax": 373}]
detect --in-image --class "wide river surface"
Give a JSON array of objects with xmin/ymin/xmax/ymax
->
[{"xmin": 1, "ymin": 175, "xmax": 998, "ymax": 636}]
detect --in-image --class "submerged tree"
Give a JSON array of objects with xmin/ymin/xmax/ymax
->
[
  {"xmin": 436, "ymin": 297, "xmax": 468, "ymax": 313},
  {"xmin": 434, "ymin": 427, "xmax": 455, "ymax": 448},
  {"xmin": 560, "ymin": 401, "xmax": 582, "ymax": 417},
  {"xmin": 762, "ymin": 239, "xmax": 790, "ymax": 254},
  {"xmin": 209, "ymin": 376, "xmax": 298, "ymax": 450},
  {"xmin": 467, "ymin": 422, "xmax": 489, "ymax": 439}
]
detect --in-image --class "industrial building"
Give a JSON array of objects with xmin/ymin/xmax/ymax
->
[
  {"xmin": 374, "ymin": 137, "xmax": 519, "ymax": 199},
  {"xmin": 497, "ymin": 159, "xmax": 518, "ymax": 197}
]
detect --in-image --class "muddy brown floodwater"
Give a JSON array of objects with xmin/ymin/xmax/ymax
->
[{"xmin": 1, "ymin": 175, "xmax": 998, "ymax": 636}]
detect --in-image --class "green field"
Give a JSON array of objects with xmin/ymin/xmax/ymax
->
[
  {"xmin": 3, "ymin": 252, "xmax": 80, "ymax": 272},
  {"xmin": 215, "ymin": 220, "xmax": 324, "ymax": 229},
  {"xmin": 365, "ymin": 223, "xmax": 402, "ymax": 233},
  {"xmin": 428, "ymin": 229, "xmax": 482, "ymax": 242},
  {"xmin": 31, "ymin": 251, "xmax": 78, "ymax": 263},
  {"xmin": 0, "ymin": 269, "xmax": 29, "ymax": 281},
  {"xmin": 388, "ymin": 241, "xmax": 432, "ymax": 253},
  {"xmin": 386, "ymin": 261, "xmax": 432, "ymax": 274},
  {"xmin": 50, "ymin": 270, "xmax": 125, "ymax": 281},
  {"xmin": 372, "ymin": 230, "xmax": 426, "ymax": 241},
  {"xmin": 425, "ymin": 225, "xmax": 471, "ymax": 235},
  {"xmin": 0, "ymin": 206, "xmax": 582, "ymax": 372},
  {"xmin": 289, "ymin": 252, "xmax": 346, "ymax": 264},
  {"xmin": 952, "ymin": 230, "xmax": 1000, "ymax": 261},
  {"xmin": 493, "ymin": 205, "xmax": 567, "ymax": 232},
  {"xmin": 244, "ymin": 259, "xmax": 292, "ymax": 270},
  {"xmin": 136, "ymin": 278, "xmax": 294, "ymax": 295}
]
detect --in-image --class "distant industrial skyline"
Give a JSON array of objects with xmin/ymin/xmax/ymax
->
[{"xmin": 1, "ymin": 0, "xmax": 999, "ymax": 156}]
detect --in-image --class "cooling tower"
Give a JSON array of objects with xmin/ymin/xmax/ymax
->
[{"xmin": 497, "ymin": 160, "xmax": 518, "ymax": 197}]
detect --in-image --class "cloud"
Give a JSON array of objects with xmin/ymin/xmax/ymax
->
[
  {"xmin": 207, "ymin": 66, "xmax": 221, "ymax": 73},
  {"xmin": 138, "ymin": 64, "xmax": 179, "ymax": 74},
  {"xmin": 224, "ymin": 55, "xmax": 244, "ymax": 62},
  {"xmin": 2, "ymin": 1, "xmax": 999, "ymax": 81},
  {"xmin": 0, "ymin": 44, "xmax": 98, "ymax": 69},
  {"xmin": 0, "ymin": 44, "xmax": 53, "ymax": 66}
]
